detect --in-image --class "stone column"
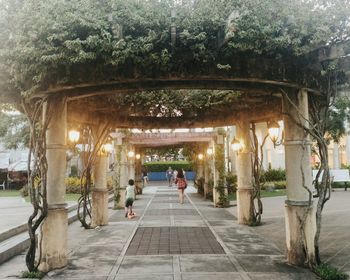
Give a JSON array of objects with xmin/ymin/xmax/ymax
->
[
  {"xmin": 91, "ymin": 154, "xmax": 109, "ymax": 227},
  {"xmin": 197, "ymin": 159, "xmax": 204, "ymax": 194},
  {"xmin": 283, "ymin": 89, "xmax": 316, "ymax": 266},
  {"xmin": 118, "ymin": 143, "xmax": 128, "ymax": 208},
  {"xmin": 346, "ymin": 122, "xmax": 350, "ymax": 165},
  {"xmin": 128, "ymin": 146, "xmax": 136, "ymax": 181},
  {"xmin": 236, "ymin": 117, "xmax": 254, "ymax": 224},
  {"xmin": 204, "ymin": 155, "xmax": 210, "ymax": 199},
  {"xmin": 40, "ymin": 98, "xmax": 68, "ymax": 272},
  {"xmin": 135, "ymin": 150, "xmax": 143, "ymax": 194},
  {"xmin": 229, "ymin": 126, "xmax": 237, "ymax": 175},
  {"xmin": 333, "ymin": 142, "xmax": 340, "ymax": 169}
]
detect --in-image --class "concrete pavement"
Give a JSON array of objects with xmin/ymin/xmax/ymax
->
[{"xmin": 0, "ymin": 183, "xmax": 337, "ymax": 279}]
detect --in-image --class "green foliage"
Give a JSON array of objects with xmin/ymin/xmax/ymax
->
[
  {"xmin": 214, "ymin": 142, "xmax": 228, "ymax": 207},
  {"xmin": 315, "ymin": 263, "xmax": 349, "ymax": 280},
  {"xmin": 195, "ymin": 177, "xmax": 205, "ymax": 195},
  {"xmin": 262, "ymin": 168, "xmax": 286, "ymax": 182},
  {"xmin": 327, "ymin": 97, "xmax": 350, "ymax": 143},
  {"xmin": 21, "ymin": 270, "xmax": 45, "ymax": 279},
  {"xmin": 0, "ymin": 109, "xmax": 29, "ymax": 149},
  {"xmin": 0, "ymin": 0, "xmax": 348, "ymax": 96},
  {"xmin": 69, "ymin": 165, "xmax": 78, "ymax": 177},
  {"xmin": 262, "ymin": 181, "xmax": 286, "ymax": 190},
  {"xmin": 144, "ymin": 161, "xmax": 192, "ymax": 172},
  {"xmin": 226, "ymin": 174, "xmax": 237, "ymax": 194}
]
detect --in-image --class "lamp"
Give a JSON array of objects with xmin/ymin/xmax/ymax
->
[
  {"xmin": 68, "ymin": 130, "xmax": 80, "ymax": 143},
  {"xmin": 102, "ymin": 143, "xmax": 113, "ymax": 154},
  {"xmin": 128, "ymin": 151, "xmax": 135, "ymax": 158},
  {"xmin": 231, "ymin": 137, "xmax": 243, "ymax": 153},
  {"xmin": 267, "ymin": 121, "xmax": 283, "ymax": 147},
  {"xmin": 206, "ymin": 148, "xmax": 213, "ymax": 156},
  {"xmin": 135, "ymin": 153, "xmax": 141, "ymax": 160},
  {"xmin": 198, "ymin": 153, "xmax": 204, "ymax": 160}
]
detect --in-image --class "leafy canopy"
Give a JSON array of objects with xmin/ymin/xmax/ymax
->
[{"xmin": 0, "ymin": 0, "xmax": 349, "ymax": 97}]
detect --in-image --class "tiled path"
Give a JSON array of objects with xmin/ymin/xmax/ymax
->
[{"xmin": 0, "ymin": 184, "xmax": 316, "ymax": 280}]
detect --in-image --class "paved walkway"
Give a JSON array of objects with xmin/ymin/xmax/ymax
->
[{"xmin": 0, "ymin": 183, "xmax": 316, "ymax": 279}]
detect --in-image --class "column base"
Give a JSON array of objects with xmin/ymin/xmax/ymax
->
[
  {"xmin": 39, "ymin": 207, "xmax": 68, "ymax": 272},
  {"xmin": 237, "ymin": 188, "xmax": 254, "ymax": 225},
  {"xmin": 285, "ymin": 202, "xmax": 316, "ymax": 266},
  {"xmin": 91, "ymin": 189, "xmax": 109, "ymax": 227},
  {"xmin": 135, "ymin": 180, "xmax": 143, "ymax": 195}
]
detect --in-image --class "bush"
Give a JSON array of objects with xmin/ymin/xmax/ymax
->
[
  {"xmin": 226, "ymin": 174, "xmax": 237, "ymax": 194},
  {"xmin": 19, "ymin": 185, "xmax": 28, "ymax": 197},
  {"xmin": 262, "ymin": 181, "xmax": 286, "ymax": 191},
  {"xmin": 65, "ymin": 177, "xmax": 82, "ymax": 194},
  {"xmin": 21, "ymin": 270, "xmax": 45, "ymax": 279},
  {"xmin": 315, "ymin": 263, "xmax": 349, "ymax": 280},
  {"xmin": 144, "ymin": 161, "xmax": 192, "ymax": 172},
  {"xmin": 262, "ymin": 168, "xmax": 286, "ymax": 182},
  {"xmin": 69, "ymin": 165, "xmax": 78, "ymax": 177}
]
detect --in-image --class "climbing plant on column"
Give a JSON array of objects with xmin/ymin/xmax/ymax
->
[{"xmin": 21, "ymin": 98, "xmax": 52, "ymax": 273}]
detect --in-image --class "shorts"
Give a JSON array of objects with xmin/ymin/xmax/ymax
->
[{"xmin": 125, "ymin": 198, "xmax": 134, "ymax": 207}]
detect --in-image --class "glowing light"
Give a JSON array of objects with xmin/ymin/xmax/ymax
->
[
  {"xmin": 102, "ymin": 143, "xmax": 113, "ymax": 153},
  {"xmin": 268, "ymin": 121, "xmax": 280, "ymax": 143},
  {"xmin": 231, "ymin": 137, "xmax": 243, "ymax": 152},
  {"xmin": 135, "ymin": 154, "xmax": 141, "ymax": 160},
  {"xmin": 68, "ymin": 130, "xmax": 80, "ymax": 143},
  {"xmin": 206, "ymin": 148, "xmax": 213, "ymax": 155},
  {"xmin": 198, "ymin": 153, "xmax": 204, "ymax": 160},
  {"xmin": 128, "ymin": 151, "xmax": 135, "ymax": 158}
]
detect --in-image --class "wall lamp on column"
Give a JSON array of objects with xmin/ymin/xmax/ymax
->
[
  {"xmin": 198, "ymin": 153, "xmax": 204, "ymax": 160},
  {"xmin": 135, "ymin": 153, "xmax": 141, "ymax": 160},
  {"xmin": 267, "ymin": 121, "xmax": 284, "ymax": 148},
  {"xmin": 128, "ymin": 151, "xmax": 135, "ymax": 158},
  {"xmin": 102, "ymin": 143, "xmax": 113, "ymax": 154},
  {"xmin": 231, "ymin": 137, "xmax": 243, "ymax": 153},
  {"xmin": 68, "ymin": 129, "xmax": 80, "ymax": 144},
  {"xmin": 206, "ymin": 148, "xmax": 213, "ymax": 156}
]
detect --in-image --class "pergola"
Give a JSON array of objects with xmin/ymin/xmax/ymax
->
[
  {"xmin": 0, "ymin": 1, "xmax": 349, "ymax": 273},
  {"xmin": 28, "ymin": 46, "xmax": 349, "ymax": 272}
]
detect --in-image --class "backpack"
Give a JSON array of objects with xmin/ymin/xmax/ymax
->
[{"xmin": 177, "ymin": 178, "xmax": 187, "ymax": 189}]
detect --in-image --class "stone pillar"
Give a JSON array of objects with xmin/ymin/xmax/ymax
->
[
  {"xmin": 135, "ymin": 151, "xmax": 143, "ymax": 194},
  {"xmin": 236, "ymin": 117, "xmax": 254, "ymax": 224},
  {"xmin": 333, "ymin": 142, "xmax": 340, "ymax": 169},
  {"xmin": 40, "ymin": 98, "xmax": 68, "ymax": 272},
  {"xmin": 204, "ymin": 156, "xmax": 210, "ymax": 198},
  {"xmin": 346, "ymin": 123, "xmax": 350, "ymax": 165},
  {"xmin": 118, "ymin": 144, "xmax": 128, "ymax": 208},
  {"xmin": 91, "ymin": 154, "xmax": 109, "ymax": 227},
  {"xmin": 128, "ymin": 146, "xmax": 136, "ymax": 181},
  {"xmin": 229, "ymin": 126, "xmax": 237, "ymax": 175},
  {"xmin": 197, "ymin": 160, "xmax": 204, "ymax": 194},
  {"xmin": 283, "ymin": 89, "xmax": 316, "ymax": 266}
]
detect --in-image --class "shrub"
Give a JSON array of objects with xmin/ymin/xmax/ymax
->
[
  {"xmin": 226, "ymin": 174, "xmax": 237, "ymax": 194},
  {"xmin": 21, "ymin": 270, "xmax": 45, "ymax": 279},
  {"xmin": 262, "ymin": 168, "xmax": 286, "ymax": 182},
  {"xmin": 69, "ymin": 165, "xmax": 78, "ymax": 177},
  {"xmin": 19, "ymin": 185, "xmax": 28, "ymax": 197},
  {"xmin": 315, "ymin": 263, "xmax": 349, "ymax": 280},
  {"xmin": 144, "ymin": 161, "xmax": 192, "ymax": 172},
  {"xmin": 262, "ymin": 181, "xmax": 286, "ymax": 190},
  {"xmin": 65, "ymin": 177, "xmax": 82, "ymax": 194}
]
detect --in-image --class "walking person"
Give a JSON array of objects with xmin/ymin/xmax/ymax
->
[
  {"xmin": 175, "ymin": 169, "xmax": 187, "ymax": 204},
  {"xmin": 142, "ymin": 166, "xmax": 149, "ymax": 187},
  {"xmin": 125, "ymin": 179, "xmax": 136, "ymax": 218},
  {"xmin": 166, "ymin": 167, "xmax": 173, "ymax": 187}
]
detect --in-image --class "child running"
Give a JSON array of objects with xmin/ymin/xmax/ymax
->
[{"xmin": 125, "ymin": 179, "xmax": 136, "ymax": 218}]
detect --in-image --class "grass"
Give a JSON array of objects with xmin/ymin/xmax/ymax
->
[
  {"xmin": 315, "ymin": 263, "xmax": 349, "ymax": 280},
  {"xmin": 0, "ymin": 190, "xmax": 21, "ymax": 197},
  {"xmin": 228, "ymin": 189, "xmax": 286, "ymax": 201},
  {"xmin": 0, "ymin": 190, "xmax": 81, "ymax": 201}
]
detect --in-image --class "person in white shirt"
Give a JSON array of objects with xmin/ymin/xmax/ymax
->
[{"xmin": 125, "ymin": 179, "xmax": 136, "ymax": 218}]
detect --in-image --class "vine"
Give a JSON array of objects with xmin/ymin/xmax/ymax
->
[
  {"xmin": 249, "ymin": 123, "xmax": 268, "ymax": 226},
  {"xmin": 77, "ymin": 123, "xmax": 111, "ymax": 229},
  {"xmin": 214, "ymin": 139, "xmax": 228, "ymax": 207},
  {"xmin": 21, "ymin": 97, "xmax": 53, "ymax": 272}
]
